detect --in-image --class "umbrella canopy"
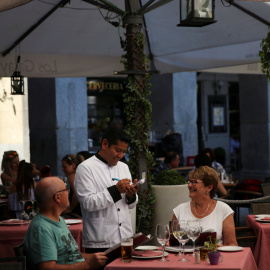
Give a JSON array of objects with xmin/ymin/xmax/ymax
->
[{"xmin": 0, "ymin": 0, "xmax": 269, "ymax": 77}]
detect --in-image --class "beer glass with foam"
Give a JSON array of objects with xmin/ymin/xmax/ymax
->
[{"xmin": 121, "ymin": 238, "xmax": 133, "ymax": 263}]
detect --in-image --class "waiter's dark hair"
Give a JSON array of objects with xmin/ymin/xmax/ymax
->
[{"xmin": 102, "ymin": 128, "xmax": 130, "ymax": 147}]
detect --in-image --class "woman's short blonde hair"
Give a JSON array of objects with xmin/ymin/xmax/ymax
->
[{"xmin": 189, "ymin": 166, "xmax": 219, "ymax": 198}]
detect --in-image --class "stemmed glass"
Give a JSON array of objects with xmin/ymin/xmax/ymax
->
[
  {"xmin": 188, "ymin": 220, "xmax": 201, "ymax": 256},
  {"xmin": 19, "ymin": 200, "xmax": 29, "ymax": 220},
  {"xmin": 156, "ymin": 224, "xmax": 170, "ymax": 262},
  {"xmin": 29, "ymin": 199, "xmax": 37, "ymax": 220},
  {"xmin": 178, "ymin": 221, "xmax": 190, "ymax": 262},
  {"xmin": 172, "ymin": 220, "xmax": 183, "ymax": 257}
]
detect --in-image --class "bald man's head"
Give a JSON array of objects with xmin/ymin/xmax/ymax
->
[{"xmin": 35, "ymin": 177, "xmax": 66, "ymax": 206}]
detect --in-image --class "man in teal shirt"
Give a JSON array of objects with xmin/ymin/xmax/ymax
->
[{"xmin": 24, "ymin": 177, "xmax": 107, "ymax": 270}]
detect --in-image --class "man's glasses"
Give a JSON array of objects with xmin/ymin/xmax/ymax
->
[
  {"xmin": 54, "ymin": 187, "xmax": 69, "ymax": 198},
  {"xmin": 56, "ymin": 188, "xmax": 69, "ymax": 193},
  {"xmin": 187, "ymin": 179, "xmax": 203, "ymax": 185}
]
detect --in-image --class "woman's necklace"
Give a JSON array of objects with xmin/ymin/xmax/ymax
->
[{"xmin": 193, "ymin": 200, "xmax": 212, "ymax": 217}]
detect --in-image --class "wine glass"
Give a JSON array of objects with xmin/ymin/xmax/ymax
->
[
  {"xmin": 29, "ymin": 199, "xmax": 37, "ymax": 220},
  {"xmin": 19, "ymin": 200, "xmax": 29, "ymax": 220},
  {"xmin": 156, "ymin": 224, "xmax": 170, "ymax": 262},
  {"xmin": 172, "ymin": 220, "xmax": 182, "ymax": 257},
  {"xmin": 178, "ymin": 221, "xmax": 190, "ymax": 262},
  {"xmin": 188, "ymin": 220, "xmax": 201, "ymax": 256}
]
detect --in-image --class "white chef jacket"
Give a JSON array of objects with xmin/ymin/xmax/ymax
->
[{"xmin": 75, "ymin": 154, "xmax": 138, "ymax": 248}]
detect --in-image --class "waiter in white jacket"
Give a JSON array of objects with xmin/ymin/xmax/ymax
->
[{"xmin": 75, "ymin": 128, "xmax": 139, "ymax": 254}]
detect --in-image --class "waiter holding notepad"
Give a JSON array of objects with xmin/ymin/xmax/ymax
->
[{"xmin": 75, "ymin": 128, "xmax": 139, "ymax": 254}]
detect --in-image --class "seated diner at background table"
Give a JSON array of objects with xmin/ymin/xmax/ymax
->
[
  {"xmin": 153, "ymin": 151, "xmax": 180, "ymax": 180},
  {"xmin": 201, "ymin": 147, "xmax": 227, "ymax": 179},
  {"xmin": 171, "ymin": 166, "xmax": 237, "ymax": 246},
  {"xmin": 24, "ymin": 177, "xmax": 108, "ymax": 270},
  {"xmin": 61, "ymin": 154, "xmax": 84, "ymax": 217},
  {"xmin": 1, "ymin": 150, "xmax": 19, "ymax": 186},
  {"xmin": 8, "ymin": 160, "xmax": 36, "ymax": 219},
  {"xmin": 194, "ymin": 153, "xmax": 227, "ymax": 198},
  {"xmin": 39, "ymin": 165, "xmax": 52, "ymax": 179}
]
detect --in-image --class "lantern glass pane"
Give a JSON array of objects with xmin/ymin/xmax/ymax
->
[
  {"xmin": 194, "ymin": 0, "xmax": 213, "ymax": 18},
  {"xmin": 181, "ymin": 0, "xmax": 192, "ymax": 20}
]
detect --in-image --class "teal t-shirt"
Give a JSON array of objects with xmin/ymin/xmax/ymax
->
[{"xmin": 24, "ymin": 213, "xmax": 84, "ymax": 266}]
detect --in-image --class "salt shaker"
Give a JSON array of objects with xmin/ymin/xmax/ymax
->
[{"xmin": 195, "ymin": 250, "xmax": 200, "ymax": 264}]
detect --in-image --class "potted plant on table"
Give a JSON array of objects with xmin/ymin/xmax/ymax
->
[{"xmin": 206, "ymin": 236, "xmax": 220, "ymax": 265}]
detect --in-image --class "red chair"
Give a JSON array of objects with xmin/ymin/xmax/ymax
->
[{"xmin": 187, "ymin": 156, "xmax": 196, "ymax": 166}]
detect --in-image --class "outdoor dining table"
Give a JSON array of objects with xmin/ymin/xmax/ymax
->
[
  {"xmin": 246, "ymin": 215, "xmax": 270, "ymax": 270},
  {"xmin": 0, "ymin": 219, "xmax": 84, "ymax": 258},
  {"xmin": 105, "ymin": 247, "xmax": 257, "ymax": 270}
]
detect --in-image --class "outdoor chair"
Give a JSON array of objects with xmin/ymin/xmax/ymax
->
[
  {"xmin": 14, "ymin": 244, "xmax": 33, "ymax": 270},
  {"xmin": 261, "ymin": 183, "xmax": 270, "ymax": 201},
  {"xmin": 14, "ymin": 244, "xmax": 25, "ymax": 258},
  {"xmin": 264, "ymin": 177, "xmax": 270, "ymax": 183},
  {"xmin": 186, "ymin": 156, "xmax": 195, "ymax": 167},
  {"xmin": 233, "ymin": 179, "xmax": 263, "ymax": 226},
  {"xmin": 0, "ymin": 256, "xmax": 26, "ymax": 270},
  {"xmin": 235, "ymin": 226, "xmax": 257, "ymax": 252},
  {"xmin": 251, "ymin": 202, "xmax": 270, "ymax": 215}
]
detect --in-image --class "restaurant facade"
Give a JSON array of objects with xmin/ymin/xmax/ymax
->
[{"xmin": 1, "ymin": 70, "xmax": 269, "ymax": 181}]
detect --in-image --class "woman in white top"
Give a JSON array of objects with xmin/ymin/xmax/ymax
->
[{"xmin": 171, "ymin": 166, "xmax": 237, "ymax": 246}]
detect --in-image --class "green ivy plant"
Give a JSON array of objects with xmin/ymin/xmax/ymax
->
[
  {"xmin": 259, "ymin": 26, "xmax": 270, "ymax": 81},
  {"xmin": 154, "ymin": 170, "xmax": 187, "ymax": 185},
  {"xmin": 121, "ymin": 28, "xmax": 156, "ymax": 234}
]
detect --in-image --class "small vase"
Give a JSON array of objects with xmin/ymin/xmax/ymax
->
[{"xmin": 207, "ymin": 251, "xmax": 220, "ymax": 265}]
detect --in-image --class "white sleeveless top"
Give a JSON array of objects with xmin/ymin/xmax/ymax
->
[{"xmin": 173, "ymin": 200, "xmax": 234, "ymax": 244}]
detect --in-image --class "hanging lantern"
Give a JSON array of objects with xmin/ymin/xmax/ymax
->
[
  {"xmin": 11, "ymin": 71, "xmax": 24, "ymax": 95},
  {"xmin": 11, "ymin": 55, "xmax": 24, "ymax": 95},
  {"xmin": 178, "ymin": 0, "xmax": 216, "ymax": 27}
]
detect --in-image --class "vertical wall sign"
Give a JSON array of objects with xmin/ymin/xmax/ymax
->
[{"xmin": 208, "ymin": 95, "xmax": 227, "ymax": 133}]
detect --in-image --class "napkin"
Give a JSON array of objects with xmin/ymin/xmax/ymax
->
[
  {"xmin": 261, "ymin": 217, "xmax": 270, "ymax": 221},
  {"xmin": 198, "ymin": 231, "xmax": 217, "ymax": 245},
  {"xmin": 132, "ymin": 250, "xmax": 163, "ymax": 257}
]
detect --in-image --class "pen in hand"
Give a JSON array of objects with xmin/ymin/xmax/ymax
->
[{"xmin": 112, "ymin": 178, "xmax": 121, "ymax": 181}]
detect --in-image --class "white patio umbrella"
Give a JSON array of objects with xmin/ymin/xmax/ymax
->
[{"xmin": 0, "ymin": 0, "xmax": 269, "ymax": 78}]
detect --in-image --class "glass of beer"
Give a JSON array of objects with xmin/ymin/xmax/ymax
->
[
  {"xmin": 199, "ymin": 247, "xmax": 210, "ymax": 261},
  {"xmin": 121, "ymin": 238, "xmax": 133, "ymax": 263}
]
